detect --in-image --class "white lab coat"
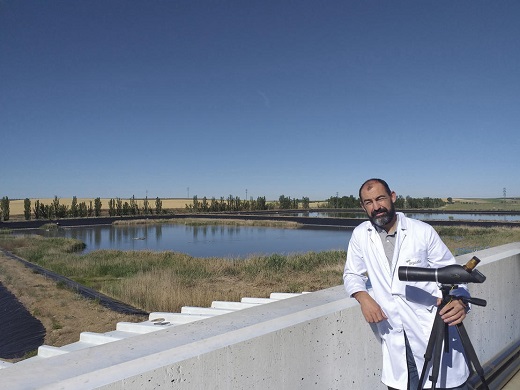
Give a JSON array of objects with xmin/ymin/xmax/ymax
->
[{"xmin": 343, "ymin": 213, "xmax": 469, "ymax": 389}]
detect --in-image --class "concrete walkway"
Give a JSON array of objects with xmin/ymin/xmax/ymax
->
[{"xmin": 501, "ymin": 368, "xmax": 520, "ymax": 389}]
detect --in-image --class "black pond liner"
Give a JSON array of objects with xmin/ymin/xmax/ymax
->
[
  {"xmin": 0, "ymin": 282, "xmax": 45, "ymax": 359},
  {"xmin": 0, "ymin": 249, "xmax": 149, "ymax": 316},
  {"xmin": 0, "ymin": 249, "xmax": 148, "ymax": 359}
]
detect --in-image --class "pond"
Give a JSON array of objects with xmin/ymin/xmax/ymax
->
[
  {"xmin": 297, "ymin": 211, "xmax": 520, "ymax": 222},
  {"xmin": 19, "ymin": 211, "xmax": 519, "ymax": 258},
  {"xmin": 38, "ymin": 224, "xmax": 352, "ymax": 258}
]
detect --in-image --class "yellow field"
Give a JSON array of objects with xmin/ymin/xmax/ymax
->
[
  {"xmin": 7, "ymin": 198, "xmax": 193, "ymax": 217},
  {"xmin": 7, "ymin": 198, "xmax": 328, "ymax": 217}
]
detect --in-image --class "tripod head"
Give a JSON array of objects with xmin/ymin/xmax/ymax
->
[{"xmin": 398, "ymin": 256, "xmax": 486, "ymax": 284}]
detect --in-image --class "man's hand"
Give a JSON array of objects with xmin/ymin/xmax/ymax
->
[
  {"xmin": 353, "ymin": 291, "xmax": 388, "ymax": 323},
  {"xmin": 439, "ymin": 298, "xmax": 467, "ymax": 326}
]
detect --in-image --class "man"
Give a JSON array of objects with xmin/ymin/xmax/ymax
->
[{"xmin": 343, "ymin": 178, "xmax": 469, "ymax": 390}]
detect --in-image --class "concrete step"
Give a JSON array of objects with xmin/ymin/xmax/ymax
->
[
  {"xmin": 240, "ymin": 297, "xmax": 277, "ymax": 304},
  {"xmin": 0, "ymin": 361, "xmax": 14, "ymax": 369},
  {"xmin": 116, "ymin": 321, "xmax": 173, "ymax": 334},
  {"xmin": 181, "ymin": 306, "xmax": 234, "ymax": 315},
  {"xmin": 148, "ymin": 313, "xmax": 212, "ymax": 324},
  {"xmin": 269, "ymin": 292, "xmax": 308, "ymax": 299},
  {"xmin": 210, "ymin": 301, "xmax": 261, "ymax": 310},
  {"xmin": 27, "ymin": 292, "xmax": 305, "ymax": 362},
  {"xmin": 79, "ymin": 331, "xmax": 137, "ymax": 345}
]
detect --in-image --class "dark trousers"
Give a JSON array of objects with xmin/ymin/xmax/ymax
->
[{"xmin": 387, "ymin": 332, "xmax": 468, "ymax": 390}]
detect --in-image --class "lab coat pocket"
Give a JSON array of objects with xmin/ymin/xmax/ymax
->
[{"xmin": 402, "ymin": 248, "xmax": 429, "ymax": 267}]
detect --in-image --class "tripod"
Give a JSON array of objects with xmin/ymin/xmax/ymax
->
[{"xmin": 417, "ymin": 284, "xmax": 488, "ymax": 390}]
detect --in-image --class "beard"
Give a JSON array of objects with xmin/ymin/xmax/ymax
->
[{"xmin": 368, "ymin": 203, "xmax": 396, "ymax": 228}]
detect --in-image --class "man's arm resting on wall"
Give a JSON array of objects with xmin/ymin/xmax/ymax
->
[{"xmin": 352, "ymin": 291, "xmax": 388, "ymax": 323}]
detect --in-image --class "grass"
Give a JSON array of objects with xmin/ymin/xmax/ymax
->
[
  {"xmin": 0, "ymin": 234, "xmax": 345, "ymax": 312},
  {"xmin": 442, "ymin": 198, "xmax": 520, "ymax": 211},
  {"xmin": 435, "ymin": 225, "xmax": 520, "ymax": 255},
  {"xmin": 1, "ymin": 225, "xmax": 519, "ymax": 313},
  {"xmin": 113, "ymin": 218, "xmax": 302, "ymax": 228}
]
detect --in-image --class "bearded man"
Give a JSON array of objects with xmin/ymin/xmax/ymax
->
[{"xmin": 343, "ymin": 178, "xmax": 470, "ymax": 390}]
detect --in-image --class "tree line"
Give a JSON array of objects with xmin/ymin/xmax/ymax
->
[
  {"xmin": 325, "ymin": 195, "xmax": 446, "ymax": 209},
  {"xmin": 0, "ymin": 193, "xmax": 447, "ymax": 222},
  {"xmin": 187, "ymin": 195, "xmax": 310, "ymax": 212}
]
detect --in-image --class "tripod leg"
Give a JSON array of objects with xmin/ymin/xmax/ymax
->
[
  {"xmin": 456, "ymin": 323, "xmax": 489, "ymax": 390},
  {"xmin": 418, "ymin": 309, "xmax": 445, "ymax": 390},
  {"xmin": 428, "ymin": 321, "xmax": 446, "ymax": 390}
]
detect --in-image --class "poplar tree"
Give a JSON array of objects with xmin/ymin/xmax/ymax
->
[
  {"xmin": 0, "ymin": 196, "xmax": 9, "ymax": 221},
  {"xmin": 34, "ymin": 200, "xmax": 41, "ymax": 219},
  {"xmin": 94, "ymin": 198, "xmax": 102, "ymax": 216},
  {"xmin": 155, "ymin": 197, "xmax": 162, "ymax": 214},
  {"xmin": 108, "ymin": 199, "xmax": 116, "ymax": 216},
  {"xmin": 71, "ymin": 196, "xmax": 79, "ymax": 217},
  {"xmin": 24, "ymin": 198, "xmax": 31, "ymax": 220}
]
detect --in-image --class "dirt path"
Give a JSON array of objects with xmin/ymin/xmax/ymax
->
[{"xmin": 0, "ymin": 252, "xmax": 147, "ymax": 361}]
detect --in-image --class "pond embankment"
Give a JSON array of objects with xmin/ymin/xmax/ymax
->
[{"xmin": 2, "ymin": 210, "xmax": 520, "ymax": 230}]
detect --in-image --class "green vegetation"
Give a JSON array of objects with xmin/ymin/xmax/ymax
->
[
  {"xmin": 325, "ymin": 194, "xmax": 446, "ymax": 209},
  {"xmin": 1, "ymin": 225, "xmax": 518, "ymax": 313},
  {"xmin": 32, "ymin": 196, "xmax": 102, "ymax": 220},
  {"xmin": 1, "ymin": 196, "xmax": 9, "ymax": 221},
  {"xmin": 0, "ymin": 234, "xmax": 343, "ymax": 312},
  {"xmin": 112, "ymin": 218, "xmax": 302, "ymax": 228},
  {"xmin": 435, "ymin": 226, "xmax": 520, "ymax": 256},
  {"xmin": 442, "ymin": 198, "xmax": 520, "ymax": 212}
]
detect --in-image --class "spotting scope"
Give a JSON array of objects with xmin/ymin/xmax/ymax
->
[{"xmin": 398, "ymin": 256, "xmax": 486, "ymax": 284}]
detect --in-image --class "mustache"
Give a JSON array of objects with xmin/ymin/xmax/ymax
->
[{"xmin": 371, "ymin": 207, "xmax": 388, "ymax": 218}]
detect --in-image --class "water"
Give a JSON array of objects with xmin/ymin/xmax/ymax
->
[
  {"xmin": 39, "ymin": 224, "xmax": 352, "ymax": 258},
  {"xmin": 22, "ymin": 212, "xmax": 519, "ymax": 258},
  {"xmin": 297, "ymin": 211, "xmax": 520, "ymax": 222},
  {"xmin": 404, "ymin": 212, "xmax": 520, "ymax": 222}
]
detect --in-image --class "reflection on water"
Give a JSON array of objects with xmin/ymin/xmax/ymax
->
[
  {"xmin": 404, "ymin": 212, "xmax": 520, "ymax": 222},
  {"xmin": 296, "ymin": 211, "xmax": 520, "ymax": 222},
  {"xmin": 18, "ymin": 212, "xmax": 518, "ymax": 258},
  {"xmin": 38, "ymin": 223, "xmax": 352, "ymax": 259}
]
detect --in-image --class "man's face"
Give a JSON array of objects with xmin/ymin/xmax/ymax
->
[{"xmin": 360, "ymin": 182, "xmax": 397, "ymax": 228}]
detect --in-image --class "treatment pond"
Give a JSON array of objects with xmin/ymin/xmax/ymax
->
[{"xmin": 38, "ymin": 223, "xmax": 352, "ymax": 258}]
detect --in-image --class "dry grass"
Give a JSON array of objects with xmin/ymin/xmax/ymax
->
[
  {"xmin": 0, "ymin": 251, "xmax": 147, "ymax": 358},
  {"xmin": 0, "ymin": 233, "xmax": 345, "ymax": 313},
  {"xmin": 113, "ymin": 218, "xmax": 302, "ymax": 228},
  {"xmin": 435, "ymin": 226, "xmax": 520, "ymax": 256},
  {"xmin": 443, "ymin": 198, "xmax": 520, "ymax": 211},
  {"xmin": 1, "ymin": 224, "xmax": 519, "ymax": 359}
]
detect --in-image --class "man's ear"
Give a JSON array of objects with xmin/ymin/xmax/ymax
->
[{"xmin": 391, "ymin": 191, "xmax": 397, "ymax": 203}]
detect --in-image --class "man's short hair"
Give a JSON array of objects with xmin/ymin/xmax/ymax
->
[{"xmin": 359, "ymin": 178, "xmax": 392, "ymax": 201}]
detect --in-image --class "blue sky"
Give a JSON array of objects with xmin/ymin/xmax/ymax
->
[{"xmin": 1, "ymin": 1, "xmax": 519, "ymax": 201}]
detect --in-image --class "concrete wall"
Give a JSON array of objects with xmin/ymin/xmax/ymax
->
[
  {"xmin": 1, "ymin": 243, "xmax": 519, "ymax": 390},
  {"xmin": 456, "ymin": 243, "xmax": 520, "ymax": 364}
]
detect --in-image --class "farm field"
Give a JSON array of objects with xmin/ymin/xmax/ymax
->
[
  {"xmin": 5, "ymin": 197, "xmax": 520, "ymax": 218},
  {"xmin": 7, "ymin": 198, "xmax": 193, "ymax": 217}
]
